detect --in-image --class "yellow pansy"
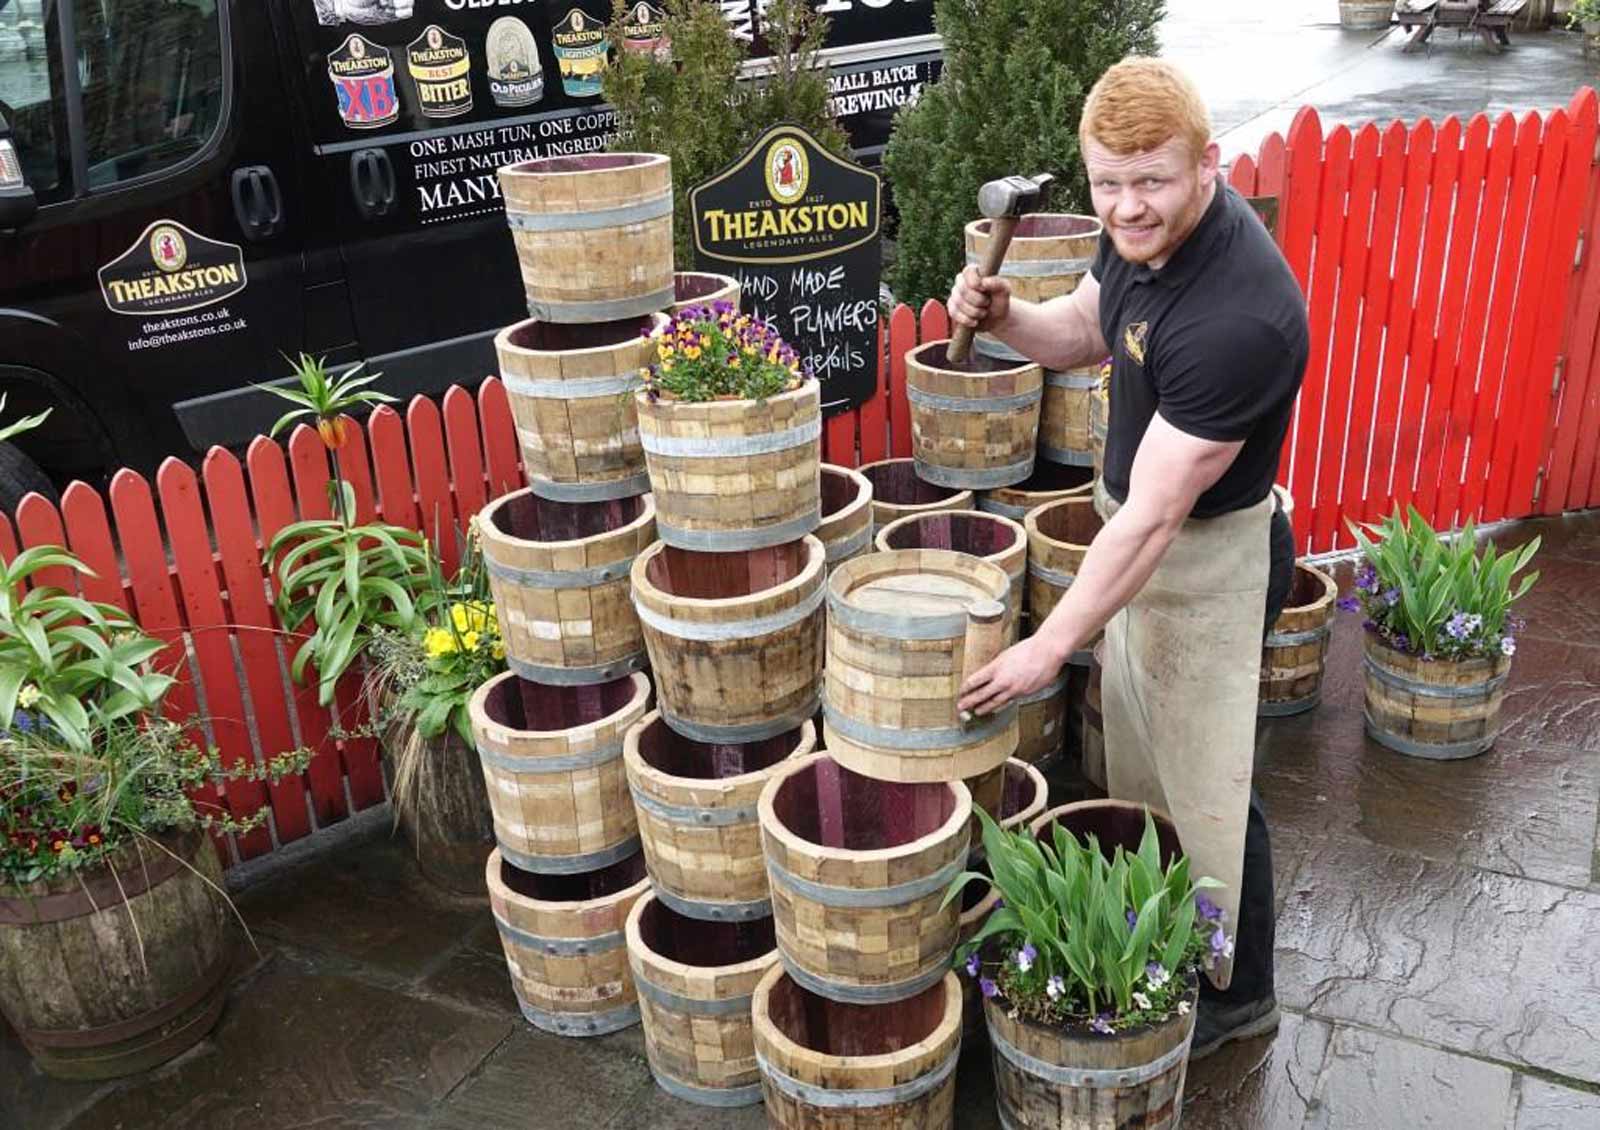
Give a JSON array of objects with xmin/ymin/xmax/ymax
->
[
  {"xmin": 462, "ymin": 630, "xmax": 482, "ymax": 651},
  {"xmin": 424, "ymin": 627, "xmax": 456, "ymax": 658},
  {"xmin": 491, "ymin": 640, "xmax": 506, "ymax": 660}
]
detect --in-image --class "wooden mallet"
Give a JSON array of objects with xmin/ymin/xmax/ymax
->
[{"xmin": 946, "ymin": 172, "xmax": 1057, "ymax": 366}]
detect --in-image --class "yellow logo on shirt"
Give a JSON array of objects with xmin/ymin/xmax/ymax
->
[{"xmin": 1123, "ymin": 321, "xmax": 1148, "ymax": 366}]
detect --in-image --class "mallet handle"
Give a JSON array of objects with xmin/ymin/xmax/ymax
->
[
  {"xmin": 958, "ymin": 599, "xmax": 1008, "ymax": 725},
  {"xmin": 948, "ymin": 214, "xmax": 1020, "ymax": 364}
]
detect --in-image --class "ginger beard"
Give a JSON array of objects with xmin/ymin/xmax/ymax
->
[{"xmin": 1084, "ymin": 137, "xmax": 1220, "ymax": 269}]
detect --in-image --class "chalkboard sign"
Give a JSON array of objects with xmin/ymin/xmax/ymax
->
[{"xmin": 689, "ymin": 124, "xmax": 883, "ymax": 413}]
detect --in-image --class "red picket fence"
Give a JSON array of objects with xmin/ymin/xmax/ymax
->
[{"xmin": 5, "ymin": 91, "xmax": 1600, "ymax": 865}]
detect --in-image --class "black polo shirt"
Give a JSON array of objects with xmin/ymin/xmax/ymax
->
[{"xmin": 1091, "ymin": 182, "xmax": 1309, "ymax": 518}]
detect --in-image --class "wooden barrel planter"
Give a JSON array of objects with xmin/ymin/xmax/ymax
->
[
  {"xmin": 486, "ymin": 846, "xmax": 649, "ymax": 1036},
  {"xmin": 479, "ymin": 488, "xmax": 655, "ymax": 686},
  {"xmin": 494, "ymin": 314, "xmax": 665, "ymax": 501},
  {"xmin": 968, "ymin": 757, "xmax": 1049, "ymax": 868},
  {"xmin": 499, "ymin": 153, "xmax": 675, "ymax": 322},
  {"xmin": 905, "ymin": 341, "xmax": 1044, "ymax": 490},
  {"xmin": 1260, "ymin": 562, "xmax": 1337, "ymax": 717},
  {"xmin": 824, "ymin": 549, "xmax": 1018, "ymax": 786},
  {"xmin": 1030, "ymin": 799, "xmax": 1183, "ymax": 864},
  {"xmin": 965, "ymin": 214, "xmax": 1103, "ymax": 364},
  {"xmin": 875, "ymin": 509, "xmax": 1026, "ymax": 643},
  {"xmin": 635, "ymin": 382, "xmax": 822, "ymax": 551},
  {"xmin": 1026, "ymin": 497, "xmax": 1104, "ymax": 661},
  {"xmin": 857, "ymin": 457, "xmax": 974, "ymax": 534},
  {"xmin": 1038, "ymin": 365, "xmax": 1102, "ymax": 467},
  {"xmin": 624, "ymin": 710, "xmax": 816, "ymax": 921},
  {"xmin": 1363, "ymin": 634, "xmax": 1513, "ymax": 760},
  {"xmin": 385, "ymin": 723, "xmax": 496, "ymax": 896},
  {"xmin": 469, "ymin": 670, "xmax": 648, "ymax": 874},
  {"xmin": 752, "ymin": 964, "xmax": 963, "ymax": 1129},
  {"xmin": 0, "ymin": 831, "xmax": 231, "ymax": 1081},
  {"xmin": 1339, "ymin": 0, "xmax": 1392, "ymax": 29},
  {"xmin": 631, "ymin": 536, "xmax": 825, "ymax": 743},
  {"xmin": 626, "ymin": 891, "xmax": 779, "ymax": 1107},
  {"xmin": 1089, "ymin": 375, "xmax": 1109, "ymax": 482},
  {"xmin": 1016, "ymin": 667, "xmax": 1070, "ymax": 770},
  {"xmin": 977, "ymin": 462, "xmax": 1094, "ymax": 523},
  {"xmin": 1082, "ymin": 642, "xmax": 1107, "ymax": 791},
  {"xmin": 672, "ymin": 270, "xmax": 741, "ymax": 314},
  {"xmin": 819, "ymin": 463, "xmax": 874, "ymax": 570},
  {"xmin": 759, "ymin": 753, "xmax": 970, "ymax": 1004}
]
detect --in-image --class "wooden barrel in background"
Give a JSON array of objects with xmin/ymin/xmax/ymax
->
[
  {"xmin": 857, "ymin": 458, "xmax": 973, "ymax": 534},
  {"xmin": 1038, "ymin": 366, "xmax": 1102, "ymax": 467},
  {"xmin": 479, "ymin": 488, "xmax": 655, "ymax": 686},
  {"xmin": 759, "ymin": 753, "xmax": 969, "ymax": 1004},
  {"xmin": 631, "ymin": 537, "xmax": 825, "ymax": 743},
  {"xmin": 494, "ymin": 314, "xmax": 663, "ymax": 501},
  {"xmin": 626, "ymin": 892, "xmax": 778, "ymax": 1107},
  {"xmin": 824, "ymin": 550, "xmax": 1018, "ymax": 787},
  {"xmin": 499, "ymin": 153, "xmax": 675, "ymax": 322},
  {"xmin": 624, "ymin": 711, "xmax": 815, "ymax": 921},
  {"xmin": 671, "ymin": 271, "xmax": 741, "ymax": 314},
  {"xmin": 875, "ymin": 510, "xmax": 1026, "ymax": 643},
  {"xmin": 0, "ymin": 831, "xmax": 231, "ymax": 1080},
  {"xmin": 957, "ymin": 876, "xmax": 999, "ymax": 1037},
  {"xmin": 1015, "ymin": 666, "xmax": 1069, "ymax": 769},
  {"xmin": 1260, "ymin": 562, "xmax": 1337, "ymax": 717},
  {"xmin": 965, "ymin": 213, "xmax": 1102, "ymax": 363},
  {"xmin": 1082, "ymin": 642, "xmax": 1106, "ymax": 791},
  {"xmin": 1363, "ymin": 635, "xmax": 1512, "ymax": 760},
  {"xmin": 904, "ymin": 341, "xmax": 1043, "ymax": 490},
  {"xmin": 752, "ymin": 965, "xmax": 962, "ymax": 1130},
  {"xmin": 1089, "ymin": 373, "xmax": 1110, "ymax": 482},
  {"xmin": 1026, "ymin": 497, "xmax": 1104, "ymax": 659},
  {"xmin": 469, "ymin": 670, "xmax": 648, "ymax": 874},
  {"xmin": 385, "ymin": 724, "xmax": 496, "ymax": 896},
  {"xmin": 636, "ymin": 382, "xmax": 822, "ymax": 551},
  {"xmin": 818, "ymin": 464, "xmax": 874, "ymax": 571},
  {"xmin": 486, "ymin": 846, "xmax": 649, "ymax": 1037},
  {"xmin": 977, "ymin": 462, "xmax": 1094, "ymax": 524}
]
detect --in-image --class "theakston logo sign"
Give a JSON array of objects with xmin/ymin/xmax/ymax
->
[{"xmin": 98, "ymin": 221, "xmax": 248, "ymax": 316}]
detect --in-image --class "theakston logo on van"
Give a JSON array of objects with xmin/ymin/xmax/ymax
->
[
  {"xmin": 328, "ymin": 34, "xmax": 400, "ymax": 129},
  {"xmin": 98, "ymin": 221, "xmax": 248, "ymax": 316}
]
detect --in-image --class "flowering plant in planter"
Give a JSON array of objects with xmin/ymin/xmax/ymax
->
[
  {"xmin": 641, "ymin": 302, "xmax": 809, "ymax": 402},
  {"xmin": 944, "ymin": 807, "xmax": 1224, "ymax": 1035},
  {"xmin": 1340, "ymin": 506, "xmax": 1539, "ymax": 661}
]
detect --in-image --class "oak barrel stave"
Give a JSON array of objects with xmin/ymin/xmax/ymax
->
[
  {"xmin": 384, "ymin": 723, "xmax": 496, "ymax": 896},
  {"xmin": 875, "ymin": 509, "xmax": 1027, "ymax": 644},
  {"xmin": 905, "ymin": 341, "xmax": 1043, "ymax": 490},
  {"xmin": 819, "ymin": 464, "xmax": 874, "ymax": 570},
  {"xmin": 1026, "ymin": 497, "xmax": 1104, "ymax": 661},
  {"xmin": 1016, "ymin": 667, "xmax": 1070, "ymax": 770},
  {"xmin": 1260, "ymin": 562, "xmax": 1336, "ymax": 717}
]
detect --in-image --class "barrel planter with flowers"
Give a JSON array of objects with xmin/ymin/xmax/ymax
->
[
  {"xmin": 1343, "ymin": 509, "xmax": 1538, "ymax": 760},
  {"xmin": 635, "ymin": 304, "xmax": 822, "ymax": 551}
]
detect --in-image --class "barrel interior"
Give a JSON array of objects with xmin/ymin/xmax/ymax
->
[
  {"xmin": 821, "ymin": 468, "xmax": 867, "ymax": 518},
  {"xmin": 637, "ymin": 896, "xmax": 776, "ymax": 968},
  {"xmin": 509, "ymin": 153, "xmax": 658, "ymax": 175},
  {"xmin": 861, "ymin": 461, "xmax": 964, "ymax": 506},
  {"xmin": 1035, "ymin": 498, "xmax": 1102, "ymax": 546},
  {"xmin": 485, "ymin": 674, "xmax": 638, "ymax": 734},
  {"xmin": 500, "ymin": 851, "xmax": 646, "ymax": 902},
  {"xmin": 505, "ymin": 316, "xmax": 659, "ymax": 353},
  {"xmin": 910, "ymin": 341, "xmax": 1021, "ymax": 374},
  {"xmin": 977, "ymin": 214, "xmax": 1103, "ymax": 240},
  {"xmin": 1286, "ymin": 565, "xmax": 1329, "ymax": 609},
  {"xmin": 674, "ymin": 272, "xmax": 733, "ymax": 303},
  {"xmin": 1001, "ymin": 764, "xmax": 1041, "ymax": 820},
  {"xmin": 637, "ymin": 715, "xmax": 797, "ymax": 780},
  {"xmin": 490, "ymin": 491, "xmax": 646, "ymax": 543},
  {"xmin": 1000, "ymin": 463, "xmax": 1094, "ymax": 494},
  {"xmin": 644, "ymin": 542, "xmax": 807, "ymax": 600},
  {"xmin": 765, "ymin": 971, "xmax": 948, "ymax": 1057},
  {"xmin": 772, "ymin": 758, "xmax": 955, "ymax": 851},
  {"xmin": 883, "ymin": 512, "xmax": 1019, "ymax": 559},
  {"xmin": 1035, "ymin": 804, "xmax": 1182, "ymax": 868}
]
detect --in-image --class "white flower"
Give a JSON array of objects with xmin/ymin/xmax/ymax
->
[
  {"xmin": 1178, "ymin": 1000, "xmax": 1191, "ymax": 1016},
  {"xmin": 1046, "ymin": 975, "xmax": 1065, "ymax": 1001},
  {"xmin": 1145, "ymin": 963, "xmax": 1170, "ymax": 989},
  {"xmin": 16, "ymin": 684, "xmax": 40, "ymax": 709},
  {"xmin": 1014, "ymin": 943, "xmax": 1037, "ymax": 973},
  {"xmin": 1132, "ymin": 991, "xmax": 1152, "ymax": 1010},
  {"xmin": 1501, "ymin": 636, "xmax": 1517, "ymax": 657}
]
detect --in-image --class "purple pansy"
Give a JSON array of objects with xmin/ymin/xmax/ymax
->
[
  {"xmin": 1337, "ymin": 595, "xmax": 1361, "ymax": 613},
  {"xmin": 1196, "ymin": 893, "xmax": 1224, "ymax": 923},
  {"xmin": 1090, "ymin": 1013, "xmax": 1115, "ymax": 1036},
  {"xmin": 1355, "ymin": 562, "xmax": 1378, "ymax": 592},
  {"xmin": 979, "ymin": 977, "xmax": 999, "ymax": 999},
  {"xmin": 1015, "ymin": 943, "xmax": 1037, "ymax": 973},
  {"xmin": 965, "ymin": 952, "xmax": 980, "ymax": 978}
]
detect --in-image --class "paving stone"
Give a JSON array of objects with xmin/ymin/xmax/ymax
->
[
  {"xmin": 1184, "ymin": 1010, "xmax": 1333, "ymax": 1130},
  {"xmin": 1275, "ymin": 835, "xmax": 1600, "ymax": 1085},
  {"xmin": 0, "ymin": 1015, "xmax": 113, "ymax": 1130},
  {"xmin": 1513, "ymin": 1074, "xmax": 1600, "ymax": 1129},
  {"xmin": 1494, "ymin": 633, "xmax": 1600, "ymax": 754},
  {"xmin": 1501, "ymin": 556, "xmax": 1600, "ymax": 651},
  {"xmin": 597, "ymin": 1080, "xmax": 771, "ymax": 1130},
  {"xmin": 417, "ymin": 920, "xmax": 520, "ymax": 1017},
  {"xmin": 60, "ymin": 961, "xmax": 510, "ymax": 1130},
  {"xmin": 422, "ymin": 1027, "xmax": 650, "ymax": 1130},
  {"xmin": 1306, "ymin": 1025, "xmax": 1513, "ymax": 1129},
  {"xmin": 1504, "ymin": 511, "xmax": 1600, "ymax": 564}
]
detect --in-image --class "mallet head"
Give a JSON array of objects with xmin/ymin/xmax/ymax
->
[{"xmin": 976, "ymin": 172, "xmax": 1057, "ymax": 220}]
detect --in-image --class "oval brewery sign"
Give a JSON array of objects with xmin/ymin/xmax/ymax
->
[{"xmin": 98, "ymin": 221, "xmax": 248, "ymax": 316}]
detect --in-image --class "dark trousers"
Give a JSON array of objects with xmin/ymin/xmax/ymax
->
[{"xmin": 1201, "ymin": 504, "xmax": 1294, "ymax": 1008}]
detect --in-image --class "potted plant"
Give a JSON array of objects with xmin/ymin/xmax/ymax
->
[
  {"xmin": 1568, "ymin": 0, "xmax": 1600, "ymax": 34},
  {"xmin": 1342, "ymin": 506, "xmax": 1538, "ymax": 760},
  {"xmin": 635, "ymin": 302, "xmax": 822, "ymax": 550},
  {"xmin": 0, "ymin": 477, "xmax": 307, "ymax": 1077},
  {"xmin": 365, "ymin": 525, "xmax": 502, "ymax": 895},
  {"xmin": 945, "ymin": 806, "xmax": 1223, "ymax": 1130}
]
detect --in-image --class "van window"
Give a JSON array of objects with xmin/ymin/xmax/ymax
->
[
  {"xmin": 0, "ymin": 0, "xmax": 68, "ymax": 201},
  {"xmin": 74, "ymin": 0, "xmax": 223, "ymax": 188}
]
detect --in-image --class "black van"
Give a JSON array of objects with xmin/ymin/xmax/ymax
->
[{"xmin": 0, "ymin": 0, "xmax": 938, "ymax": 509}]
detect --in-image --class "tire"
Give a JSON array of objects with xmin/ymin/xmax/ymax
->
[{"xmin": 0, "ymin": 440, "xmax": 59, "ymax": 515}]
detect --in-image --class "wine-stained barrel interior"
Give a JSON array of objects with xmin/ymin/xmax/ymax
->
[
  {"xmin": 857, "ymin": 458, "xmax": 973, "ymax": 533},
  {"xmin": 817, "ymin": 463, "xmax": 874, "ymax": 569}
]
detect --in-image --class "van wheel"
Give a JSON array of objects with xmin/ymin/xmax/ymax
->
[{"xmin": 0, "ymin": 441, "xmax": 59, "ymax": 515}]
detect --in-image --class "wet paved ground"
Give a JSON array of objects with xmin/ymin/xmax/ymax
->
[{"xmin": 5, "ymin": 509, "xmax": 1598, "ymax": 1128}]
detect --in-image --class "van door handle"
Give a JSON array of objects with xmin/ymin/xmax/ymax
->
[
  {"xmin": 349, "ymin": 148, "xmax": 396, "ymax": 220},
  {"xmin": 231, "ymin": 165, "xmax": 284, "ymax": 240}
]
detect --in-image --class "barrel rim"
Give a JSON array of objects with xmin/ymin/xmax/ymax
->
[
  {"xmin": 1361, "ymin": 628, "xmax": 1511, "ymax": 682},
  {"xmin": 818, "ymin": 463, "xmax": 873, "ymax": 534},
  {"xmin": 855, "ymin": 457, "xmax": 976, "ymax": 514},
  {"xmin": 873, "ymin": 509, "xmax": 1027, "ymax": 566},
  {"xmin": 758, "ymin": 751, "xmax": 973, "ymax": 867},
  {"xmin": 0, "ymin": 826, "xmax": 205, "ymax": 924},
  {"xmin": 634, "ymin": 375, "xmax": 821, "ymax": 421},
  {"xmin": 958, "ymin": 876, "xmax": 999, "ymax": 936},
  {"xmin": 1000, "ymin": 757, "xmax": 1049, "ymax": 833},
  {"xmin": 1028, "ymin": 799, "xmax": 1180, "ymax": 844},
  {"xmin": 1281, "ymin": 561, "xmax": 1337, "ymax": 617},
  {"xmin": 494, "ymin": 311, "xmax": 668, "ymax": 365},
  {"xmin": 478, "ymin": 487, "xmax": 657, "ymax": 556},
  {"xmin": 964, "ymin": 213, "xmax": 1105, "ymax": 246},
  {"xmin": 905, "ymin": 338, "xmax": 1046, "ymax": 384},
  {"xmin": 1024, "ymin": 495, "xmax": 1099, "ymax": 551},
  {"xmin": 672, "ymin": 270, "xmax": 741, "ymax": 300},
  {"xmin": 501, "ymin": 151, "xmax": 670, "ymax": 180},
  {"xmin": 624, "ymin": 710, "xmax": 817, "ymax": 797},
  {"xmin": 624, "ymin": 889, "xmax": 781, "ymax": 991},
  {"xmin": 631, "ymin": 534, "xmax": 824, "ymax": 619},
  {"xmin": 484, "ymin": 846, "xmax": 652, "ymax": 920},
  {"xmin": 750, "ymin": 963, "xmax": 963, "ymax": 1079},
  {"xmin": 828, "ymin": 547, "xmax": 1012, "ymax": 628},
  {"xmin": 470, "ymin": 669, "xmax": 651, "ymax": 747}
]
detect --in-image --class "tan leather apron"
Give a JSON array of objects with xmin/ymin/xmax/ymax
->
[{"xmin": 1093, "ymin": 482, "xmax": 1271, "ymax": 990}]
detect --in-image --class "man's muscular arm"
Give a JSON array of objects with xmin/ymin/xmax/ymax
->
[{"xmin": 947, "ymin": 268, "xmax": 1109, "ymax": 372}]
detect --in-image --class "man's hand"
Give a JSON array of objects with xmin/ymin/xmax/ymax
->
[
  {"xmin": 958, "ymin": 635, "xmax": 1067, "ymax": 718},
  {"xmin": 948, "ymin": 266, "xmax": 1011, "ymax": 334}
]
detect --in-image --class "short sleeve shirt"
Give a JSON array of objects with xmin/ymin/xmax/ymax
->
[{"xmin": 1090, "ymin": 183, "xmax": 1309, "ymax": 518}]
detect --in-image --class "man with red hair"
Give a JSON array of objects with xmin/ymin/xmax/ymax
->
[{"xmin": 954, "ymin": 56, "xmax": 1307, "ymax": 1059}]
